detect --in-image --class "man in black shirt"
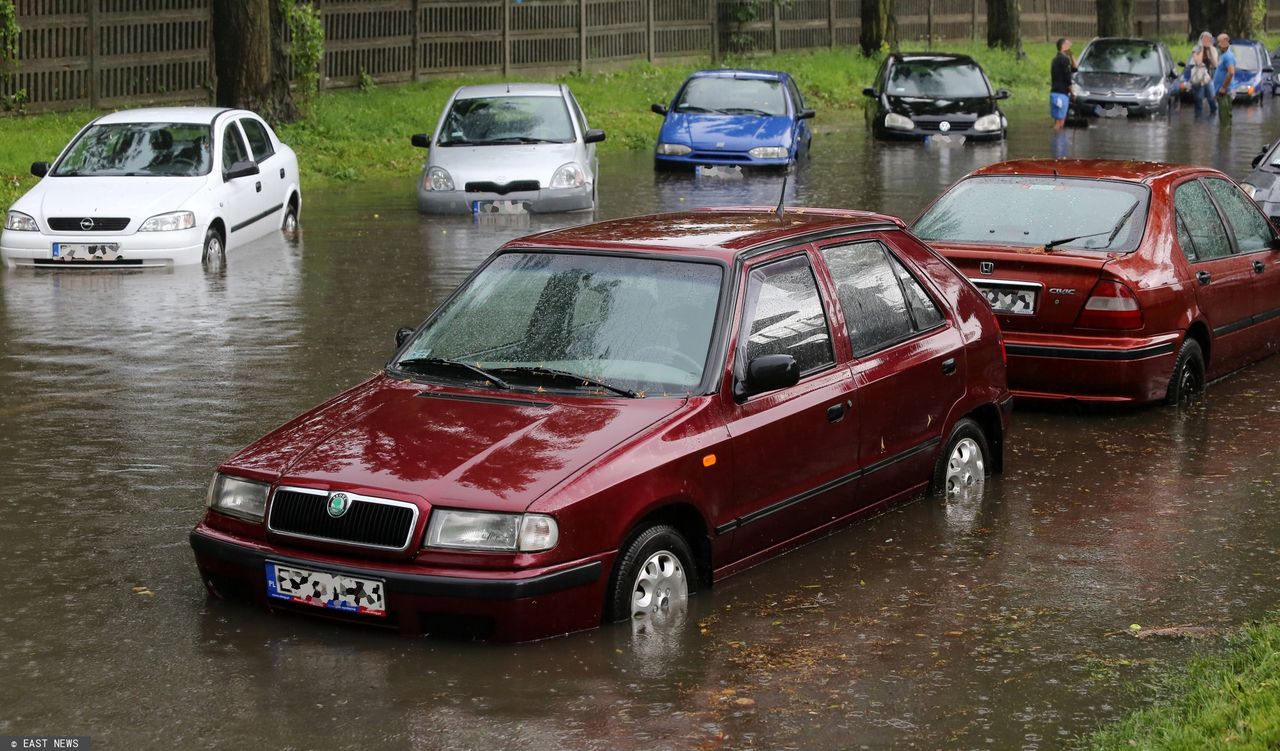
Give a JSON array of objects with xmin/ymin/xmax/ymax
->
[{"xmin": 1050, "ymin": 37, "xmax": 1075, "ymax": 130}]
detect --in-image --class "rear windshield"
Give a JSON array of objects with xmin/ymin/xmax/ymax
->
[
  {"xmin": 912, "ymin": 176, "xmax": 1150, "ymax": 253},
  {"xmin": 1078, "ymin": 40, "xmax": 1163, "ymax": 77},
  {"xmin": 887, "ymin": 60, "xmax": 991, "ymax": 98}
]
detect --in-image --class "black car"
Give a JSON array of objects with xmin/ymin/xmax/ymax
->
[
  {"xmin": 1244, "ymin": 140, "xmax": 1280, "ymax": 222},
  {"xmin": 862, "ymin": 53, "xmax": 1009, "ymax": 141},
  {"xmin": 1070, "ymin": 37, "xmax": 1179, "ymax": 117}
]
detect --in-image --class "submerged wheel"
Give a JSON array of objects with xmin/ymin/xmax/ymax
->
[
  {"xmin": 608, "ymin": 524, "xmax": 694, "ymax": 629},
  {"xmin": 201, "ymin": 227, "xmax": 225, "ymax": 272},
  {"xmin": 931, "ymin": 418, "xmax": 991, "ymax": 501},
  {"xmin": 282, "ymin": 201, "xmax": 299, "ymax": 236},
  {"xmin": 1165, "ymin": 337, "xmax": 1205, "ymax": 406}
]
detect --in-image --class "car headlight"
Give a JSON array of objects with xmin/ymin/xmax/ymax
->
[
  {"xmin": 1242, "ymin": 183, "xmax": 1258, "ymax": 199},
  {"xmin": 550, "ymin": 162, "xmax": 586, "ymax": 189},
  {"xmin": 425, "ymin": 509, "xmax": 559, "ymax": 552},
  {"xmin": 207, "ymin": 473, "xmax": 270, "ymax": 522},
  {"xmin": 1140, "ymin": 85, "xmax": 1164, "ymax": 102},
  {"xmin": 425, "ymin": 166, "xmax": 454, "ymax": 192},
  {"xmin": 748, "ymin": 146, "xmax": 788, "ymax": 159},
  {"xmin": 884, "ymin": 112, "xmax": 914, "ymax": 130},
  {"xmin": 138, "ymin": 210, "xmax": 195, "ymax": 232},
  {"xmin": 973, "ymin": 113, "xmax": 1002, "ymax": 132},
  {"xmin": 1071, "ymin": 83, "xmax": 1089, "ymax": 97},
  {"xmin": 656, "ymin": 142, "xmax": 692, "ymax": 156},
  {"xmin": 4, "ymin": 210, "xmax": 38, "ymax": 231}
]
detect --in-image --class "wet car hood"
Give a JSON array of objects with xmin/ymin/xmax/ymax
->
[
  {"xmin": 885, "ymin": 95, "xmax": 997, "ymax": 118},
  {"xmin": 1075, "ymin": 71, "xmax": 1162, "ymax": 94},
  {"xmin": 224, "ymin": 376, "xmax": 682, "ymax": 512},
  {"xmin": 661, "ymin": 112, "xmax": 793, "ymax": 151},
  {"xmin": 1244, "ymin": 164, "xmax": 1280, "ymax": 203},
  {"xmin": 427, "ymin": 142, "xmax": 582, "ymax": 186},
  {"xmin": 15, "ymin": 175, "xmax": 208, "ymax": 223}
]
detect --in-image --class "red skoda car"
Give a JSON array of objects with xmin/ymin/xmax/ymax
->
[
  {"xmin": 190, "ymin": 208, "xmax": 1010, "ymax": 641},
  {"xmin": 914, "ymin": 159, "xmax": 1280, "ymax": 404}
]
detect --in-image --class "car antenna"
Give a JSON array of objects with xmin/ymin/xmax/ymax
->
[{"xmin": 775, "ymin": 174, "xmax": 788, "ymax": 222}]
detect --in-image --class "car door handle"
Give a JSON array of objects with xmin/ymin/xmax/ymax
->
[
  {"xmin": 1254, "ymin": 259, "xmax": 1266, "ymax": 273},
  {"xmin": 826, "ymin": 403, "xmax": 845, "ymax": 423},
  {"xmin": 941, "ymin": 357, "xmax": 957, "ymax": 375},
  {"xmin": 255, "ymin": 181, "xmax": 262, "ymax": 193},
  {"xmin": 1196, "ymin": 270, "xmax": 1212, "ymax": 285},
  {"xmin": 279, "ymin": 167, "xmax": 286, "ymax": 179}
]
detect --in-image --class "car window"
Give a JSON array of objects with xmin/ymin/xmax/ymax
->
[
  {"xmin": 565, "ymin": 89, "xmax": 588, "ymax": 136},
  {"xmin": 889, "ymin": 253, "xmax": 945, "ymax": 329},
  {"xmin": 887, "ymin": 59, "xmax": 991, "ymax": 98},
  {"xmin": 221, "ymin": 124, "xmax": 250, "ymax": 172},
  {"xmin": 51, "ymin": 122, "xmax": 212, "ymax": 177},
  {"xmin": 239, "ymin": 118, "xmax": 275, "ymax": 162},
  {"xmin": 1174, "ymin": 180, "xmax": 1233, "ymax": 260},
  {"xmin": 1175, "ymin": 214, "xmax": 1199, "ymax": 262},
  {"xmin": 439, "ymin": 96, "xmax": 576, "ymax": 145},
  {"xmin": 1078, "ymin": 40, "xmax": 1163, "ymax": 77},
  {"xmin": 740, "ymin": 255, "xmax": 834, "ymax": 375},
  {"xmin": 1204, "ymin": 177, "xmax": 1274, "ymax": 253},
  {"xmin": 676, "ymin": 77, "xmax": 788, "ymax": 116},
  {"xmin": 821, "ymin": 242, "xmax": 917, "ymax": 356},
  {"xmin": 785, "ymin": 78, "xmax": 804, "ymax": 110}
]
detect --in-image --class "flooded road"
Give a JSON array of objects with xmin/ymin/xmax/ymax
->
[{"xmin": 3, "ymin": 100, "xmax": 1280, "ymax": 749}]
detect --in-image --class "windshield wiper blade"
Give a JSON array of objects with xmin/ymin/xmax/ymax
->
[
  {"xmin": 675, "ymin": 105, "xmax": 720, "ymax": 114},
  {"xmin": 394, "ymin": 357, "xmax": 512, "ymax": 389},
  {"xmin": 478, "ymin": 136, "xmax": 566, "ymax": 145},
  {"xmin": 493, "ymin": 366, "xmax": 639, "ymax": 398},
  {"xmin": 1043, "ymin": 199, "xmax": 1141, "ymax": 251},
  {"xmin": 720, "ymin": 107, "xmax": 772, "ymax": 116}
]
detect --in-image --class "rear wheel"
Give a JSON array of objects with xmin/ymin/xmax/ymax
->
[
  {"xmin": 282, "ymin": 200, "xmax": 299, "ymax": 237},
  {"xmin": 607, "ymin": 524, "xmax": 694, "ymax": 632},
  {"xmin": 201, "ymin": 227, "xmax": 225, "ymax": 272},
  {"xmin": 931, "ymin": 418, "xmax": 990, "ymax": 501},
  {"xmin": 1165, "ymin": 338, "xmax": 1205, "ymax": 406}
]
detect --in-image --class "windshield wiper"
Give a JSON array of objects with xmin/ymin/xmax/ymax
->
[
  {"xmin": 720, "ymin": 107, "xmax": 773, "ymax": 116},
  {"xmin": 674, "ymin": 105, "xmax": 721, "ymax": 114},
  {"xmin": 1043, "ymin": 199, "xmax": 1141, "ymax": 251},
  {"xmin": 394, "ymin": 357, "xmax": 512, "ymax": 389},
  {"xmin": 493, "ymin": 366, "xmax": 639, "ymax": 398},
  {"xmin": 476, "ymin": 137, "xmax": 567, "ymax": 145}
]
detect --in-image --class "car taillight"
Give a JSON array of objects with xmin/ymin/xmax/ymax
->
[{"xmin": 1075, "ymin": 280, "xmax": 1144, "ymax": 330}]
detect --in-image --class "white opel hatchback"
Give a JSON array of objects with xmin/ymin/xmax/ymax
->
[{"xmin": 1, "ymin": 107, "xmax": 301, "ymax": 269}]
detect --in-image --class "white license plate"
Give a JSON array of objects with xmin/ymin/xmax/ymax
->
[
  {"xmin": 52, "ymin": 242, "xmax": 120, "ymax": 261},
  {"xmin": 265, "ymin": 561, "xmax": 387, "ymax": 617},
  {"xmin": 472, "ymin": 199, "xmax": 529, "ymax": 215},
  {"xmin": 977, "ymin": 284, "xmax": 1038, "ymax": 315}
]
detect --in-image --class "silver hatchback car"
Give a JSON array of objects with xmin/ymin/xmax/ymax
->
[{"xmin": 412, "ymin": 83, "xmax": 605, "ymax": 214}]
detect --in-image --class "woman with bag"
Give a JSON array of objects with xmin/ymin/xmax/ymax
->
[{"xmin": 1190, "ymin": 30, "xmax": 1219, "ymax": 117}]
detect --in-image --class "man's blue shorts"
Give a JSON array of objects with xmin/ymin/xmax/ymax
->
[{"xmin": 1050, "ymin": 92, "xmax": 1070, "ymax": 120}]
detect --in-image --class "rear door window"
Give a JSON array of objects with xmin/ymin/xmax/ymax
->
[
  {"xmin": 740, "ymin": 255, "xmax": 835, "ymax": 375},
  {"xmin": 821, "ymin": 241, "xmax": 934, "ymax": 356},
  {"xmin": 1204, "ymin": 177, "xmax": 1275, "ymax": 253},
  {"xmin": 221, "ymin": 124, "xmax": 250, "ymax": 172},
  {"xmin": 1174, "ymin": 180, "xmax": 1233, "ymax": 260}
]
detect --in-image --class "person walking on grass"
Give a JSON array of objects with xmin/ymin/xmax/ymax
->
[
  {"xmin": 1189, "ymin": 31, "xmax": 1218, "ymax": 117},
  {"xmin": 1214, "ymin": 32, "xmax": 1236, "ymax": 126},
  {"xmin": 1050, "ymin": 37, "xmax": 1075, "ymax": 130}
]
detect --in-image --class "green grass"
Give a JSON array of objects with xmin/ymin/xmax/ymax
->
[{"xmin": 1085, "ymin": 615, "xmax": 1280, "ymax": 750}]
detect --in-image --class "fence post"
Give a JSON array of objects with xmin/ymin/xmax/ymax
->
[
  {"xmin": 927, "ymin": 0, "xmax": 933, "ymax": 49},
  {"xmin": 503, "ymin": 0, "xmax": 510, "ymax": 76},
  {"xmin": 710, "ymin": 0, "xmax": 719, "ymax": 64},
  {"xmin": 579, "ymin": 0, "xmax": 587, "ymax": 72},
  {"xmin": 1156, "ymin": 0, "xmax": 1161, "ymax": 37},
  {"xmin": 411, "ymin": 0, "xmax": 420, "ymax": 81},
  {"xmin": 971, "ymin": 0, "xmax": 977, "ymax": 42},
  {"xmin": 89, "ymin": 0, "xmax": 99, "ymax": 109},
  {"xmin": 828, "ymin": 0, "xmax": 835, "ymax": 48},
  {"xmin": 772, "ymin": 0, "xmax": 780, "ymax": 55},
  {"xmin": 1043, "ymin": 0, "xmax": 1049, "ymax": 42},
  {"xmin": 647, "ymin": 0, "xmax": 655, "ymax": 63}
]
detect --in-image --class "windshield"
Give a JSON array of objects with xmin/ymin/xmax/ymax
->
[
  {"xmin": 913, "ymin": 176, "xmax": 1150, "ymax": 252},
  {"xmin": 1078, "ymin": 41, "xmax": 1163, "ymax": 76},
  {"xmin": 887, "ymin": 60, "xmax": 992, "ymax": 98},
  {"xmin": 394, "ymin": 252, "xmax": 725, "ymax": 396},
  {"xmin": 438, "ymin": 96, "xmax": 575, "ymax": 145},
  {"xmin": 675, "ymin": 77, "xmax": 788, "ymax": 116},
  {"xmin": 1230, "ymin": 43, "xmax": 1262, "ymax": 71},
  {"xmin": 53, "ymin": 122, "xmax": 212, "ymax": 177}
]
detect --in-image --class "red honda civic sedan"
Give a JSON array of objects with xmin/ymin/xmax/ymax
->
[
  {"xmin": 189, "ymin": 208, "xmax": 1010, "ymax": 641},
  {"xmin": 914, "ymin": 159, "xmax": 1280, "ymax": 404}
]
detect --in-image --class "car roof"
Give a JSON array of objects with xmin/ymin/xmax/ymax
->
[
  {"xmin": 970, "ymin": 158, "xmax": 1205, "ymax": 183},
  {"xmin": 688, "ymin": 69, "xmax": 787, "ymax": 81},
  {"xmin": 94, "ymin": 107, "xmax": 244, "ymax": 125},
  {"xmin": 508, "ymin": 208, "xmax": 905, "ymax": 262},
  {"xmin": 889, "ymin": 53, "xmax": 978, "ymax": 65},
  {"xmin": 453, "ymin": 83, "xmax": 564, "ymax": 98}
]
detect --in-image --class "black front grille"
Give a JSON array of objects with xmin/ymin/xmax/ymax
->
[
  {"xmin": 689, "ymin": 152, "xmax": 750, "ymax": 162},
  {"xmin": 465, "ymin": 180, "xmax": 539, "ymax": 195},
  {"xmin": 47, "ymin": 217, "xmax": 131, "ymax": 231},
  {"xmin": 269, "ymin": 490, "xmax": 416, "ymax": 549},
  {"xmin": 915, "ymin": 120, "xmax": 975, "ymax": 132}
]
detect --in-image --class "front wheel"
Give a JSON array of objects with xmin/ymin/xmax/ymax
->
[
  {"xmin": 201, "ymin": 227, "xmax": 225, "ymax": 272},
  {"xmin": 930, "ymin": 418, "xmax": 991, "ymax": 502},
  {"xmin": 1164, "ymin": 337, "xmax": 1205, "ymax": 406},
  {"xmin": 607, "ymin": 524, "xmax": 695, "ymax": 631}
]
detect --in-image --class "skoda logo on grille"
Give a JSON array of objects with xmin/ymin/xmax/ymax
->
[
  {"xmin": 327, "ymin": 492, "xmax": 351, "ymax": 518},
  {"xmin": 79, "ymin": 217, "xmax": 95, "ymax": 231},
  {"xmin": 938, "ymin": 121, "xmax": 951, "ymax": 132}
]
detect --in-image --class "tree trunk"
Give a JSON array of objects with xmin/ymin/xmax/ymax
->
[
  {"xmin": 1189, "ymin": 0, "xmax": 1228, "ymax": 40},
  {"xmin": 269, "ymin": 0, "xmax": 298, "ymax": 122},
  {"xmin": 860, "ymin": 0, "xmax": 889, "ymax": 57},
  {"xmin": 987, "ymin": 0, "xmax": 1019, "ymax": 50},
  {"xmin": 1097, "ymin": 0, "xmax": 1133, "ymax": 36},
  {"xmin": 1225, "ymin": 0, "xmax": 1255, "ymax": 37},
  {"xmin": 213, "ymin": 0, "xmax": 274, "ymax": 114}
]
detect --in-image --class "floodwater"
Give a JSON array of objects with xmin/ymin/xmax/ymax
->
[{"xmin": 3, "ymin": 100, "xmax": 1280, "ymax": 750}]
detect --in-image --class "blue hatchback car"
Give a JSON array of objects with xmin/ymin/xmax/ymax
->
[
  {"xmin": 1178, "ymin": 39, "xmax": 1270, "ymax": 103},
  {"xmin": 650, "ymin": 69, "xmax": 815, "ymax": 169}
]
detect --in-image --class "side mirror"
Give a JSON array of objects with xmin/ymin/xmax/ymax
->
[
  {"xmin": 1266, "ymin": 67, "xmax": 1275, "ymax": 74},
  {"xmin": 995, "ymin": 89, "xmax": 1011, "ymax": 100},
  {"xmin": 1178, "ymin": 60, "xmax": 1187, "ymax": 67},
  {"xmin": 30, "ymin": 161, "xmax": 49, "ymax": 178},
  {"xmin": 411, "ymin": 134, "xmax": 431, "ymax": 149},
  {"xmin": 798, "ymin": 108, "xmax": 816, "ymax": 120},
  {"xmin": 862, "ymin": 86, "xmax": 877, "ymax": 98},
  {"xmin": 224, "ymin": 160, "xmax": 259, "ymax": 180},
  {"xmin": 650, "ymin": 103, "xmax": 668, "ymax": 116},
  {"xmin": 738, "ymin": 354, "xmax": 799, "ymax": 399},
  {"xmin": 583, "ymin": 128, "xmax": 606, "ymax": 144},
  {"xmin": 395, "ymin": 327, "xmax": 415, "ymax": 348}
]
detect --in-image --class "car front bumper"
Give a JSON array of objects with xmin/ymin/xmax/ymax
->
[
  {"xmin": 1, "ymin": 226, "xmax": 204, "ymax": 269},
  {"xmin": 417, "ymin": 185, "xmax": 594, "ymax": 215},
  {"xmin": 876, "ymin": 125, "xmax": 1004, "ymax": 141},
  {"xmin": 654, "ymin": 151, "xmax": 792, "ymax": 169},
  {"xmin": 190, "ymin": 523, "xmax": 611, "ymax": 641},
  {"xmin": 1072, "ymin": 96, "xmax": 1166, "ymax": 116},
  {"xmin": 1001, "ymin": 330, "xmax": 1182, "ymax": 403}
]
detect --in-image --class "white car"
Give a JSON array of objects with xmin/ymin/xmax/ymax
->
[
  {"xmin": 1, "ymin": 107, "xmax": 301, "ymax": 269},
  {"xmin": 412, "ymin": 83, "xmax": 605, "ymax": 214}
]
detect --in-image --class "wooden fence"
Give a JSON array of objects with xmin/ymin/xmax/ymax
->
[{"xmin": 0, "ymin": 0, "xmax": 1270, "ymax": 113}]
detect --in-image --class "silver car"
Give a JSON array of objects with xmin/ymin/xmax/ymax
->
[{"xmin": 412, "ymin": 83, "xmax": 605, "ymax": 214}]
